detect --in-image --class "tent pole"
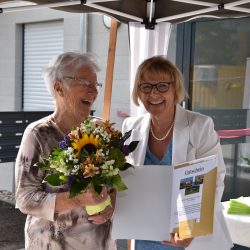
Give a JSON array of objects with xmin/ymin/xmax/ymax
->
[{"xmin": 102, "ymin": 18, "xmax": 118, "ymax": 121}]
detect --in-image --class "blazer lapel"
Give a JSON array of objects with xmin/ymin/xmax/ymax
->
[
  {"xmin": 172, "ymin": 105, "xmax": 190, "ymax": 165},
  {"xmin": 129, "ymin": 114, "xmax": 151, "ymax": 166}
]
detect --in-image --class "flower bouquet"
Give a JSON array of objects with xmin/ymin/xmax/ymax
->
[{"xmin": 35, "ymin": 117, "xmax": 139, "ymax": 215}]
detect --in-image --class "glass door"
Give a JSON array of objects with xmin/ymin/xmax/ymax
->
[{"xmin": 177, "ymin": 17, "xmax": 250, "ymax": 201}]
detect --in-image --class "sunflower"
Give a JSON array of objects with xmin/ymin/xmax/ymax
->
[{"xmin": 72, "ymin": 133, "xmax": 100, "ymax": 156}]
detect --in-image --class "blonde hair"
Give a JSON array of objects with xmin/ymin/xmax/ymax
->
[{"xmin": 132, "ymin": 55, "xmax": 186, "ymax": 106}]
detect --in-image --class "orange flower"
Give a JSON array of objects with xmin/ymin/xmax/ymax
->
[{"xmin": 82, "ymin": 163, "xmax": 100, "ymax": 178}]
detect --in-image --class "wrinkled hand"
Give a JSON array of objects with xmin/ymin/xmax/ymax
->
[
  {"xmin": 162, "ymin": 233, "xmax": 193, "ymax": 248},
  {"xmin": 88, "ymin": 189, "xmax": 116, "ymax": 224},
  {"xmin": 74, "ymin": 185, "xmax": 109, "ymax": 207}
]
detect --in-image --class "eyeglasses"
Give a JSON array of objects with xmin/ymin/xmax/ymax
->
[
  {"xmin": 64, "ymin": 76, "xmax": 102, "ymax": 88},
  {"xmin": 139, "ymin": 82, "xmax": 172, "ymax": 94}
]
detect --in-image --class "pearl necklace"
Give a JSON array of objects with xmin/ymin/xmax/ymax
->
[{"xmin": 150, "ymin": 122, "xmax": 174, "ymax": 141}]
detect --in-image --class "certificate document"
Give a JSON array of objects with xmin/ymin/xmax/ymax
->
[{"xmin": 111, "ymin": 155, "xmax": 217, "ymax": 241}]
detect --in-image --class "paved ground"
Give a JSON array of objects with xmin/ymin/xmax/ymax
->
[
  {"xmin": 0, "ymin": 190, "xmax": 127, "ymax": 250},
  {"xmin": 0, "ymin": 200, "xmax": 26, "ymax": 250}
]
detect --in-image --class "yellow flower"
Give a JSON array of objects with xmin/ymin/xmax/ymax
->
[{"xmin": 72, "ymin": 133, "xmax": 100, "ymax": 156}]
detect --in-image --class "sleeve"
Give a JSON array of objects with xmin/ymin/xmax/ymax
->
[
  {"xmin": 190, "ymin": 115, "xmax": 225, "ymax": 210},
  {"xmin": 186, "ymin": 115, "xmax": 233, "ymax": 250},
  {"xmin": 15, "ymin": 126, "xmax": 57, "ymax": 222}
]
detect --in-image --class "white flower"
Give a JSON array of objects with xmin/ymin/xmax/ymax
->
[{"xmin": 101, "ymin": 160, "xmax": 119, "ymax": 177}]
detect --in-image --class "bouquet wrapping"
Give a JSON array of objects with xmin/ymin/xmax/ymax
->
[{"xmin": 35, "ymin": 117, "xmax": 139, "ymax": 215}]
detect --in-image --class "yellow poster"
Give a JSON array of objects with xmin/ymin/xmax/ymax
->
[{"xmin": 171, "ymin": 156, "xmax": 217, "ymax": 239}]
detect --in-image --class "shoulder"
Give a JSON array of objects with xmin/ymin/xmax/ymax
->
[
  {"xmin": 178, "ymin": 105, "xmax": 214, "ymax": 128},
  {"xmin": 187, "ymin": 109, "xmax": 213, "ymax": 124},
  {"xmin": 24, "ymin": 115, "xmax": 57, "ymax": 140},
  {"xmin": 182, "ymin": 109, "xmax": 216, "ymax": 140},
  {"xmin": 26, "ymin": 115, "xmax": 53, "ymax": 131},
  {"xmin": 122, "ymin": 113, "xmax": 150, "ymax": 132}
]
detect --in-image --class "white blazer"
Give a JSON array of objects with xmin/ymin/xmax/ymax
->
[{"xmin": 122, "ymin": 104, "xmax": 233, "ymax": 250}]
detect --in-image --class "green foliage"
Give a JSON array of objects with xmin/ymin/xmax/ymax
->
[
  {"xmin": 123, "ymin": 130, "xmax": 132, "ymax": 141},
  {"xmin": 111, "ymin": 175, "xmax": 127, "ymax": 192},
  {"xmin": 128, "ymin": 141, "xmax": 139, "ymax": 152},
  {"xmin": 44, "ymin": 173, "xmax": 67, "ymax": 186},
  {"xmin": 241, "ymin": 156, "xmax": 250, "ymax": 166},
  {"xmin": 108, "ymin": 148, "xmax": 125, "ymax": 169},
  {"xmin": 69, "ymin": 178, "xmax": 89, "ymax": 198}
]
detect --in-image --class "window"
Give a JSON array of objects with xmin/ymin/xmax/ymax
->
[
  {"xmin": 23, "ymin": 21, "xmax": 63, "ymax": 111},
  {"xmin": 177, "ymin": 17, "xmax": 250, "ymax": 201}
]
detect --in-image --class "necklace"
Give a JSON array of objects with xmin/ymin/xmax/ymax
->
[{"xmin": 150, "ymin": 122, "xmax": 174, "ymax": 141}]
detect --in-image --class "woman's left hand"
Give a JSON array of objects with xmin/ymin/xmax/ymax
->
[
  {"xmin": 87, "ymin": 189, "xmax": 116, "ymax": 224},
  {"xmin": 162, "ymin": 233, "xmax": 193, "ymax": 248}
]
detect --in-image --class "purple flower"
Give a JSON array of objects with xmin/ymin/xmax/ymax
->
[
  {"xmin": 123, "ymin": 144, "xmax": 130, "ymax": 156},
  {"xmin": 59, "ymin": 135, "xmax": 70, "ymax": 149}
]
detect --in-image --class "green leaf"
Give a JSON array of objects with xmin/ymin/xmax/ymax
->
[
  {"xmin": 122, "ymin": 130, "xmax": 132, "ymax": 141},
  {"xmin": 119, "ymin": 162, "xmax": 134, "ymax": 171},
  {"xmin": 69, "ymin": 179, "xmax": 89, "ymax": 198},
  {"xmin": 241, "ymin": 156, "xmax": 250, "ymax": 166},
  {"xmin": 111, "ymin": 175, "xmax": 127, "ymax": 192},
  {"xmin": 93, "ymin": 184, "xmax": 102, "ymax": 194},
  {"xmin": 92, "ymin": 176, "xmax": 106, "ymax": 186},
  {"xmin": 44, "ymin": 173, "xmax": 67, "ymax": 186},
  {"xmin": 128, "ymin": 141, "xmax": 139, "ymax": 152},
  {"xmin": 34, "ymin": 162, "xmax": 51, "ymax": 170},
  {"xmin": 51, "ymin": 148, "xmax": 61, "ymax": 156}
]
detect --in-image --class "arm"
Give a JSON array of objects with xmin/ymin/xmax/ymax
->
[
  {"xmin": 15, "ymin": 126, "xmax": 57, "ymax": 221},
  {"xmin": 191, "ymin": 115, "xmax": 226, "ymax": 204}
]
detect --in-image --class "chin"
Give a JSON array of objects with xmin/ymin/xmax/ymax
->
[{"xmin": 148, "ymin": 105, "xmax": 166, "ymax": 114}]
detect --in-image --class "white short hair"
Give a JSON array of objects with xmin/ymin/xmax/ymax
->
[{"xmin": 43, "ymin": 51, "xmax": 100, "ymax": 97}]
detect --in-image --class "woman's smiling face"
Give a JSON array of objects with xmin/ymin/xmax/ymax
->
[
  {"xmin": 138, "ymin": 71, "xmax": 175, "ymax": 117},
  {"xmin": 60, "ymin": 65, "xmax": 98, "ymax": 120}
]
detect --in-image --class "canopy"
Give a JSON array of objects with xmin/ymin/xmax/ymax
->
[{"xmin": 1, "ymin": 0, "xmax": 250, "ymax": 29}]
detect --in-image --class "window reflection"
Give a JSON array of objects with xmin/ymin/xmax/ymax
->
[{"xmin": 190, "ymin": 17, "xmax": 250, "ymax": 200}]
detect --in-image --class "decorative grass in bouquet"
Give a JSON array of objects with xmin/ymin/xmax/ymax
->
[{"xmin": 35, "ymin": 118, "xmax": 139, "ymax": 215}]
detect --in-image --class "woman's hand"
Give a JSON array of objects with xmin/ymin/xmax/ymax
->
[
  {"xmin": 87, "ymin": 189, "xmax": 116, "ymax": 224},
  {"xmin": 73, "ymin": 185, "xmax": 109, "ymax": 207},
  {"xmin": 55, "ymin": 186, "xmax": 109, "ymax": 214},
  {"xmin": 162, "ymin": 233, "xmax": 193, "ymax": 248}
]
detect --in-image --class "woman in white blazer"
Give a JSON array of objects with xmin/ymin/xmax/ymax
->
[{"xmin": 122, "ymin": 56, "xmax": 233, "ymax": 250}]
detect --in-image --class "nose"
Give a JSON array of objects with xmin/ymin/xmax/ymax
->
[
  {"xmin": 150, "ymin": 85, "xmax": 159, "ymax": 95},
  {"xmin": 88, "ymin": 85, "xmax": 98, "ymax": 94}
]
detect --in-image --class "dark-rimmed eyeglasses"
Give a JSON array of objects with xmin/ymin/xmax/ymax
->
[
  {"xmin": 64, "ymin": 76, "xmax": 102, "ymax": 88},
  {"xmin": 139, "ymin": 82, "xmax": 172, "ymax": 94}
]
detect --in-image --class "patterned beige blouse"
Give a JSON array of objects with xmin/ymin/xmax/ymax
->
[{"xmin": 15, "ymin": 115, "xmax": 116, "ymax": 250}]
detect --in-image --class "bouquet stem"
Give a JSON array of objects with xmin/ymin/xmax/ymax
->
[{"xmin": 85, "ymin": 195, "xmax": 111, "ymax": 215}]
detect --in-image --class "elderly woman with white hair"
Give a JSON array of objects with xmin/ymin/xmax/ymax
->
[{"xmin": 15, "ymin": 52, "xmax": 116, "ymax": 250}]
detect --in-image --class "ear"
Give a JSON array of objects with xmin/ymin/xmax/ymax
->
[{"xmin": 54, "ymin": 80, "xmax": 64, "ymax": 97}]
